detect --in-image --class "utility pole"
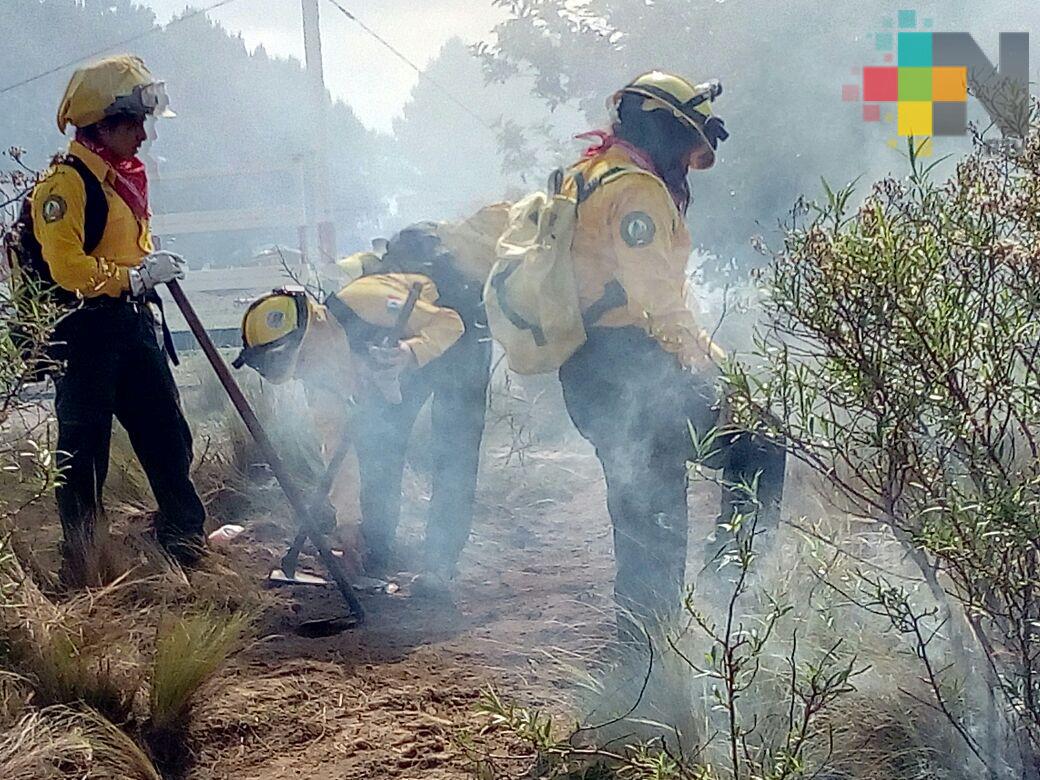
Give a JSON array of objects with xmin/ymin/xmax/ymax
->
[{"xmin": 301, "ymin": 0, "xmax": 336, "ymax": 265}]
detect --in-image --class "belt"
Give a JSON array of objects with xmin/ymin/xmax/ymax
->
[
  {"xmin": 80, "ymin": 293, "xmax": 135, "ymax": 307},
  {"xmin": 76, "ymin": 291, "xmax": 180, "ymax": 365}
]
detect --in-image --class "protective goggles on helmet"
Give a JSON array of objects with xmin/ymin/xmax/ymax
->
[
  {"xmin": 105, "ymin": 81, "xmax": 175, "ymax": 120},
  {"xmin": 232, "ymin": 286, "xmax": 309, "ymax": 383},
  {"xmin": 614, "ymin": 75, "xmax": 729, "ymax": 158},
  {"xmin": 699, "ymin": 114, "xmax": 729, "ymax": 150}
]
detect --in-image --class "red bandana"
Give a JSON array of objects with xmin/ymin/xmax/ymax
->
[
  {"xmin": 575, "ymin": 130, "xmax": 659, "ymax": 176},
  {"xmin": 75, "ymin": 131, "xmax": 150, "ymax": 219},
  {"xmin": 575, "ymin": 131, "xmax": 688, "ymax": 211}
]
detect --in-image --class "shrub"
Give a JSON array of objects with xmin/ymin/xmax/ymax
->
[{"xmin": 724, "ymin": 115, "xmax": 1040, "ymax": 777}]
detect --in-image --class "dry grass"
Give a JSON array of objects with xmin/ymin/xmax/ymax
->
[
  {"xmin": 0, "ymin": 705, "xmax": 160, "ymax": 780},
  {"xmin": 1, "ymin": 506, "xmax": 254, "ymax": 776},
  {"xmin": 0, "ymin": 547, "xmax": 137, "ymax": 723},
  {"xmin": 814, "ymin": 689, "xmax": 966, "ymax": 780},
  {"xmin": 15, "ymin": 624, "xmax": 137, "ymax": 724},
  {"xmin": 148, "ymin": 609, "xmax": 251, "ymax": 733}
]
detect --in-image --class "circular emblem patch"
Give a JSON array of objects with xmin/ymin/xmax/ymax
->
[
  {"xmin": 41, "ymin": 195, "xmax": 67, "ymax": 224},
  {"xmin": 266, "ymin": 311, "xmax": 285, "ymax": 329},
  {"xmin": 620, "ymin": 211, "xmax": 656, "ymax": 248}
]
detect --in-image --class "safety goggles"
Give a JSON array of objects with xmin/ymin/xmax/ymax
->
[
  {"xmin": 106, "ymin": 82, "xmax": 175, "ymax": 120},
  {"xmin": 698, "ymin": 115, "xmax": 729, "ymax": 150}
]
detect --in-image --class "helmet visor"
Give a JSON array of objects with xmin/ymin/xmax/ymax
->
[
  {"xmin": 232, "ymin": 330, "xmax": 304, "ymax": 383},
  {"xmin": 105, "ymin": 82, "xmax": 175, "ymax": 120}
]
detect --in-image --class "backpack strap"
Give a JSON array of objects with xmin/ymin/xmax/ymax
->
[
  {"xmin": 575, "ymin": 165, "xmax": 636, "ymax": 205},
  {"xmin": 582, "ymin": 279, "xmax": 627, "ymax": 329},
  {"xmin": 59, "ymin": 155, "xmax": 109, "ymax": 255},
  {"xmin": 572, "ymin": 166, "xmax": 637, "ymax": 327},
  {"xmin": 324, "ymin": 291, "xmax": 394, "ymax": 365},
  {"xmin": 488, "ymin": 258, "xmax": 548, "ymax": 347}
]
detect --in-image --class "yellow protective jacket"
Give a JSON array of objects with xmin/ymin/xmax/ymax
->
[
  {"xmin": 31, "ymin": 141, "xmax": 151, "ymax": 298},
  {"xmin": 565, "ymin": 144, "xmax": 723, "ymax": 370},
  {"xmin": 295, "ymin": 272, "xmax": 464, "ymax": 398},
  {"xmin": 436, "ymin": 202, "xmax": 511, "ymax": 284},
  {"xmin": 335, "ymin": 273, "xmax": 465, "ymax": 368},
  {"xmin": 340, "ymin": 204, "xmax": 510, "ymax": 287},
  {"xmin": 293, "ymin": 273, "xmax": 464, "ymax": 538}
]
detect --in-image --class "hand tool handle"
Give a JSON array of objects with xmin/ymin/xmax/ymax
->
[{"xmin": 386, "ymin": 280, "xmax": 424, "ymax": 345}]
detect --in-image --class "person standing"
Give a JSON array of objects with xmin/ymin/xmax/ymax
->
[
  {"xmin": 557, "ymin": 72, "xmax": 785, "ymax": 642},
  {"xmin": 26, "ymin": 55, "xmax": 204, "ymax": 586}
]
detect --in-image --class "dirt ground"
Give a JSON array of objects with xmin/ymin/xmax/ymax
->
[
  {"xmin": 6, "ymin": 375, "xmax": 723, "ymax": 780},
  {"xmin": 185, "ymin": 412, "xmax": 721, "ymax": 779},
  {"xmin": 193, "ymin": 445, "xmax": 600, "ymax": 779}
]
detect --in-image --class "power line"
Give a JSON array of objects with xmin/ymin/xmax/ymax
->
[
  {"xmin": 0, "ymin": 0, "xmax": 240, "ymax": 96},
  {"xmin": 322, "ymin": 0, "xmax": 500, "ymax": 134},
  {"xmin": 1, "ymin": 0, "xmax": 501, "ymax": 135}
]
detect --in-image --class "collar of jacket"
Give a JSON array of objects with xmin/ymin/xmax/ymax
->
[
  {"xmin": 67, "ymin": 140, "xmax": 114, "ymax": 185},
  {"xmin": 585, "ymin": 143, "xmax": 684, "ymax": 213},
  {"xmin": 578, "ymin": 132, "xmax": 660, "ymax": 178}
]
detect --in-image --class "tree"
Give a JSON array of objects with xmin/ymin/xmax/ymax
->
[
  {"xmin": 478, "ymin": 0, "xmax": 1040, "ymax": 272},
  {"xmin": 389, "ymin": 36, "xmax": 583, "ymax": 229},
  {"xmin": 0, "ymin": 0, "xmax": 390, "ymax": 265}
]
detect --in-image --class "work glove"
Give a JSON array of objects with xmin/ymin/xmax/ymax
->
[
  {"xmin": 368, "ymin": 341, "xmax": 416, "ymax": 370},
  {"xmin": 129, "ymin": 250, "xmax": 187, "ymax": 296}
]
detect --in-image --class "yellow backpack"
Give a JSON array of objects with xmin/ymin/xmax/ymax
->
[{"xmin": 484, "ymin": 167, "xmax": 633, "ymax": 375}]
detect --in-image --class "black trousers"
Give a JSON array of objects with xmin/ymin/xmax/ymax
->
[
  {"xmin": 353, "ymin": 324, "xmax": 492, "ymax": 576},
  {"xmin": 52, "ymin": 301, "xmax": 205, "ymax": 569},
  {"xmin": 559, "ymin": 327, "xmax": 785, "ymax": 640}
]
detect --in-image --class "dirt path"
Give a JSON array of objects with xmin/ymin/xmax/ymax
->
[
  {"xmin": 190, "ymin": 438, "xmax": 623, "ymax": 779},
  {"xmin": 3, "ymin": 376, "xmax": 725, "ymax": 779},
  {"xmin": 188, "ymin": 423, "xmax": 722, "ymax": 780}
]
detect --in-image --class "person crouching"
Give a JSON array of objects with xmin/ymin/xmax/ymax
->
[{"xmin": 233, "ymin": 273, "xmax": 465, "ymax": 594}]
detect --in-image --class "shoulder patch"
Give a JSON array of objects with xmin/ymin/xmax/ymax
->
[
  {"xmin": 41, "ymin": 194, "xmax": 67, "ymax": 224},
  {"xmin": 620, "ymin": 211, "xmax": 656, "ymax": 248}
]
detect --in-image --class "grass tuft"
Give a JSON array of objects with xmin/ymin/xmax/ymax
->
[
  {"xmin": 19, "ymin": 625, "xmax": 136, "ymax": 724},
  {"xmin": 148, "ymin": 609, "xmax": 251, "ymax": 733}
]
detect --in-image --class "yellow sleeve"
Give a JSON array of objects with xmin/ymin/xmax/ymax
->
[
  {"xmin": 340, "ymin": 275, "xmax": 465, "ymax": 367},
  {"xmin": 401, "ymin": 281, "xmax": 465, "ymax": 367},
  {"xmin": 31, "ymin": 167, "xmax": 130, "ymax": 298},
  {"xmin": 608, "ymin": 176, "xmax": 722, "ymax": 369}
]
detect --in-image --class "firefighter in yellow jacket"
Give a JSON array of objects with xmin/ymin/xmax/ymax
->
[
  {"xmin": 332, "ymin": 205, "xmax": 509, "ymax": 583},
  {"xmin": 559, "ymin": 72, "xmax": 785, "ymax": 642},
  {"xmin": 26, "ymin": 56, "xmax": 204, "ymax": 586},
  {"xmin": 233, "ymin": 273, "xmax": 467, "ymax": 588}
]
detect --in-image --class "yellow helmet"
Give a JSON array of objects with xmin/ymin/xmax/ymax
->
[
  {"xmin": 611, "ymin": 71, "xmax": 728, "ymax": 166},
  {"xmin": 231, "ymin": 287, "xmax": 310, "ymax": 383},
  {"xmin": 57, "ymin": 54, "xmax": 174, "ymax": 133}
]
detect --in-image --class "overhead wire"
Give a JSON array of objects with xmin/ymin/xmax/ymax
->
[
  {"xmin": 1, "ymin": 0, "xmax": 501, "ymax": 138},
  {"xmin": 0, "ymin": 0, "xmax": 240, "ymax": 95},
  {"xmin": 322, "ymin": 0, "xmax": 500, "ymax": 135}
]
